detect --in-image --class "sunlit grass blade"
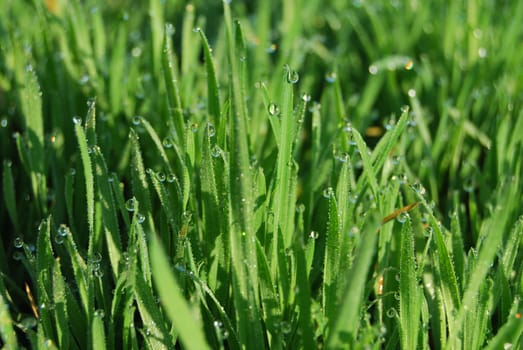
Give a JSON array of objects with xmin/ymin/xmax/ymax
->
[
  {"xmin": 323, "ymin": 192, "xmax": 340, "ymax": 327},
  {"xmin": 2, "ymin": 160, "xmax": 18, "ymax": 231},
  {"xmin": 149, "ymin": 234, "xmax": 210, "ymax": 350},
  {"xmin": 326, "ymin": 214, "xmax": 379, "ymax": 347}
]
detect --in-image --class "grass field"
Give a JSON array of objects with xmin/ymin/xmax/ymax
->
[{"xmin": 1, "ymin": 0, "xmax": 523, "ymax": 349}]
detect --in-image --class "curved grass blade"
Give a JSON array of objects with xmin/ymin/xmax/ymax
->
[{"xmin": 149, "ymin": 234, "xmax": 210, "ymax": 350}]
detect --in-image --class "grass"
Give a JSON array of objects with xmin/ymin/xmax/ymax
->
[{"xmin": 1, "ymin": 0, "xmax": 523, "ymax": 349}]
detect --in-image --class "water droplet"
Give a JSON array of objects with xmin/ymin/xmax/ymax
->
[
  {"xmin": 156, "ymin": 172, "xmax": 166, "ymax": 182},
  {"xmin": 162, "ymin": 137, "xmax": 172, "ymax": 148},
  {"xmin": 392, "ymin": 155, "xmax": 401, "ymax": 165},
  {"xmin": 309, "ymin": 231, "xmax": 319, "ymax": 240},
  {"xmin": 125, "ymin": 198, "xmax": 136, "ymax": 212},
  {"xmin": 165, "ymin": 23, "xmax": 175, "ymax": 35},
  {"xmin": 72, "ymin": 116, "xmax": 82, "ymax": 125},
  {"xmin": 325, "ymin": 72, "xmax": 337, "ymax": 83},
  {"xmin": 13, "ymin": 237, "xmax": 24, "ymax": 248},
  {"xmin": 0, "ymin": 118, "xmax": 7, "ymax": 128},
  {"xmin": 266, "ymin": 43, "xmax": 277, "ymax": 54},
  {"xmin": 463, "ymin": 177, "xmax": 476, "ymax": 193},
  {"xmin": 369, "ymin": 65, "xmax": 379, "ymax": 75},
  {"xmin": 191, "ymin": 123, "xmax": 199, "ymax": 132},
  {"xmin": 192, "ymin": 27, "xmax": 201, "ymax": 33},
  {"xmin": 94, "ymin": 268, "xmax": 104, "ymax": 278},
  {"xmin": 334, "ymin": 151, "xmax": 349, "ymax": 163},
  {"xmin": 478, "ymin": 47, "xmax": 487, "ymax": 58},
  {"xmin": 137, "ymin": 213, "xmax": 146, "ymax": 224},
  {"xmin": 397, "ymin": 212, "xmax": 409, "ymax": 223},
  {"xmin": 207, "ymin": 123, "xmax": 216, "ymax": 137},
  {"xmin": 94, "ymin": 309, "xmax": 105, "ymax": 319},
  {"xmin": 296, "ymin": 204, "xmax": 305, "ymax": 213},
  {"xmin": 69, "ymin": 168, "xmax": 76, "ymax": 176},
  {"xmin": 79, "ymin": 75, "xmax": 90, "ymax": 85},
  {"xmin": 408, "ymin": 89, "xmax": 416, "ymax": 98},
  {"xmin": 412, "ymin": 182, "xmax": 426, "ymax": 195},
  {"xmin": 211, "ymin": 145, "xmax": 222, "ymax": 158},
  {"xmin": 167, "ymin": 174, "xmax": 176, "ymax": 183},
  {"xmin": 57, "ymin": 224, "xmax": 68, "ymax": 237},
  {"xmin": 268, "ymin": 102, "xmax": 280, "ymax": 116},
  {"xmin": 397, "ymin": 173, "xmax": 408, "ymax": 185},
  {"xmin": 283, "ymin": 64, "xmax": 299, "ymax": 84},
  {"xmin": 404, "ymin": 60, "xmax": 414, "ymax": 70},
  {"xmin": 132, "ymin": 116, "xmax": 141, "ymax": 125},
  {"xmin": 280, "ymin": 321, "xmax": 291, "ymax": 334},
  {"xmin": 301, "ymin": 93, "xmax": 311, "ymax": 102},
  {"xmin": 54, "ymin": 234, "xmax": 65, "ymax": 245},
  {"xmin": 400, "ymin": 105, "xmax": 409, "ymax": 113},
  {"xmin": 183, "ymin": 211, "xmax": 192, "ymax": 222},
  {"xmin": 348, "ymin": 193, "xmax": 358, "ymax": 204},
  {"xmin": 322, "ymin": 187, "xmax": 334, "ymax": 199}
]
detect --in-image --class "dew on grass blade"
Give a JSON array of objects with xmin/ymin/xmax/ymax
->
[
  {"xmin": 1, "ymin": 118, "xmax": 7, "ymax": 128},
  {"xmin": 156, "ymin": 172, "xmax": 166, "ymax": 182},
  {"xmin": 322, "ymin": 187, "xmax": 334, "ymax": 199},
  {"xmin": 162, "ymin": 137, "xmax": 172, "ymax": 148},
  {"xmin": 13, "ymin": 237, "xmax": 24, "ymax": 248},
  {"xmin": 268, "ymin": 102, "xmax": 280, "ymax": 116},
  {"xmin": 369, "ymin": 65, "xmax": 379, "ymax": 75},
  {"xmin": 309, "ymin": 231, "xmax": 319, "ymax": 240},
  {"xmin": 207, "ymin": 122, "xmax": 216, "ymax": 137},
  {"xmin": 325, "ymin": 72, "xmax": 337, "ymax": 83},
  {"xmin": 167, "ymin": 173, "xmax": 176, "ymax": 183},
  {"xmin": 132, "ymin": 116, "xmax": 141, "ymax": 125},
  {"xmin": 72, "ymin": 116, "xmax": 82, "ymax": 125},
  {"xmin": 211, "ymin": 145, "xmax": 222, "ymax": 158},
  {"xmin": 137, "ymin": 213, "xmax": 146, "ymax": 224},
  {"xmin": 301, "ymin": 93, "xmax": 311, "ymax": 102},
  {"xmin": 125, "ymin": 198, "xmax": 136, "ymax": 212},
  {"xmin": 396, "ymin": 212, "xmax": 409, "ymax": 223}
]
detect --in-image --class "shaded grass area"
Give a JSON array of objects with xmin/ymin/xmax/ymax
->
[{"xmin": 1, "ymin": 0, "xmax": 523, "ymax": 348}]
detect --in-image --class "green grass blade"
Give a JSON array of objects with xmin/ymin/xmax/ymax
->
[
  {"xmin": 326, "ymin": 214, "xmax": 379, "ymax": 347},
  {"xmin": 198, "ymin": 29, "xmax": 221, "ymax": 123},
  {"xmin": 149, "ymin": 234, "xmax": 210, "ymax": 350},
  {"xmin": 74, "ymin": 117, "xmax": 95, "ymax": 238},
  {"xmin": 323, "ymin": 191, "xmax": 341, "ymax": 327},
  {"xmin": 398, "ymin": 215, "xmax": 421, "ymax": 350},
  {"xmin": 0, "ymin": 275, "xmax": 17, "ymax": 348},
  {"xmin": 2, "ymin": 160, "xmax": 18, "ymax": 231}
]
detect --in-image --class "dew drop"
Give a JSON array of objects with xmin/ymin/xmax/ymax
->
[
  {"xmin": 191, "ymin": 123, "xmax": 199, "ymax": 132},
  {"xmin": 12, "ymin": 251, "xmax": 23, "ymax": 261},
  {"xmin": 57, "ymin": 224, "xmax": 68, "ymax": 237},
  {"xmin": 463, "ymin": 177, "xmax": 476, "ymax": 193},
  {"xmin": 309, "ymin": 231, "xmax": 319, "ymax": 240},
  {"xmin": 125, "ymin": 198, "xmax": 136, "ymax": 212},
  {"xmin": 478, "ymin": 47, "xmax": 487, "ymax": 58},
  {"xmin": 400, "ymin": 105, "xmax": 409, "ymax": 113},
  {"xmin": 404, "ymin": 60, "xmax": 414, "ymax": 70},
  {"xmin": 325, "ymin": 72, "xmax": 337, "ymax": 83},
  {"xmin": 211, "ymin": 145, "xmax": 222, "ymax": 158},
  {"xmin": 192, "ymin": 27, "xmax": 201, "ymax": 33},
  {"xmin": 268, "ymin": 102, "xmax": 280, "ymax": 116},
  {"xmin": 137, "ymin": 213, "xmax": 146, "ymax": 224},
  {"xmin": 412, "ymin": 182, "xmax": 426, "ymax": 195},
  {"xmin": 386, "ymin": 308, "xmax": 397, "ymax": 318},
  {"xmin": 368, "ymin": 65, "xmax": 379, "ymax": 75},
  {"xmin": 408, "ymin": 89, "xmax": 416, "ymax": 98},
  {"xmin": 301, "ymin": 93, "xmax": 311, "ymax": 102},
  {"xmin": 162, "ymin": 137, "xmax": 172, "ymax": 148},
  {"xmin": 397, "ymin": 173, "xmax": 408, "ymax": 185},
  {"xmin": 266, "ymin": 43, "xmax": 277, "ymax": 54},
  {"xmin": 94, "ymin": 309, "xmax": 105, "ymax": 319},
  {"xmin": 0, "ymin": 118, "xmax": 7, "ymax": 128},
  {"xmin": 167, "ymin": 174, "xmax": 176, "ymax": 183},
  {"xmin": 54, "ymin": 234, "xmax": 65, "ymax": 245},
  {"xmin": 287, "ymin": 70, "xmax": 299, "ymax": 84},
  {"xmin": 79, "ymin": 75, "xmax": 90, "ymax": 85},
  {"xmin": 69, "ymin": 168, "xmax": 76, "ymax": 176},
  {"xmin": 322, "ymin": 187, "xmax": 334, "ymax": 199},
  {"xmin": 156, "ymin": 172, "xmax": 166, "ymax": 182},
  {"xmin": 132, "ymin": 116, "xmax": 141, "ymax": 125},
  {"xmin": 13, "ymin": 237, "xmax": 24, "ymax": 248},
  {"xmin": 397, "ymin": 212, "xmax": 409, "ymax": 223},
  {"xmin": 72, "ymin": 116, "xmax": 82, "ymax": 125},
  {"xmin": 165, "ymin": 23, "xmax": 175, "ymax": 35},
  {"xmin": 334, "ymin": 151, "xmax": 349, "ymax": 163},
  {"xmin": 207, "ymin": 123, "xmax": 216, "ymax": 137}
]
